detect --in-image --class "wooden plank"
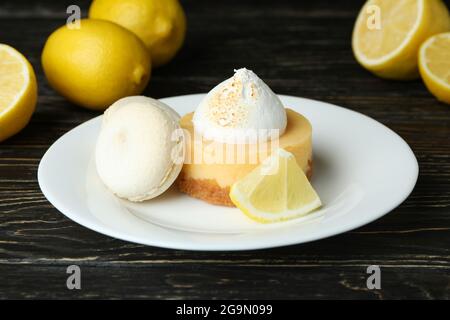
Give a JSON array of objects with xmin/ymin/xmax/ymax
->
[{"xmin": 0, "ymin": 0, "xmax": 449, "ymax": 299}]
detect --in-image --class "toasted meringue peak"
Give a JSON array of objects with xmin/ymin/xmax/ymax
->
[{"xmin": 193, "ymin": 68, "xmax": 287, "ymax": 143}]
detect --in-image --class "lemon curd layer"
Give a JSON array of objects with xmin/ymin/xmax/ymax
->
[{"xmin": 179, "ymin": 109, "xmax": 313, "ymax": 188}]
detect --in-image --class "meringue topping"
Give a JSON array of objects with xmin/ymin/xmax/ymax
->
[{"xmin": 193, "ymin": 68, "xmax": 287, "ymax": 143}]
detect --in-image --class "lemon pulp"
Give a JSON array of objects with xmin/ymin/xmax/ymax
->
[
  {"xmin": 230, "ymin": 148, "xmax": 321, "ymax": 223},
  {"xmin": 0, "ymin": 44, "xmax": 37, "ymax": 142},
  {"xmin": 419, "ymin": 32, "xmax": 450, "ymax": 104}
]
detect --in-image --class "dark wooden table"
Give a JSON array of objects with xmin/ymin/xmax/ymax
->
[{"xmin": 1, "ymin": 0, "xmax": 449, "ymax": 299}]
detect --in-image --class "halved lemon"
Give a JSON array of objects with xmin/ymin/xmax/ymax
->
[
  {"xmin": 229, "ymin": 148, "xmax": 321, "ymax": 223},
  {"xmin": 419, "ymin": 32, "xmax": 450, "ymax": 104},
  {"xmin": 352, "ymin": 0, "xmax": 450, "ymax": 80},
  {"xmin": 0, "ymin": 44, "xmax": 37, "ymax": 142}
]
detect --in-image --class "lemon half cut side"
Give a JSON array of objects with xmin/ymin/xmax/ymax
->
[
  {"xmin": 0, "ymin": 44, "xmax": 37, "ymax": 142},
  {"xmin": 419, "ymin": 32, "xmax": 450, "ymax": 104},
  {"xmin": 352, "ymin": 0, "xmax": 450, "ymax": 80}
]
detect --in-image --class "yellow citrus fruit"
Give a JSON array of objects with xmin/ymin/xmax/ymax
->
[
  {"xmin": 352, "ymin": 0, "xmax": 450, "ymax": 80},
  {"xmin": 0, "ymin": 44, "xmax": 37, "ymax": 142},
  {"xmin": 419, "ymin": 32, "xmax": 450, "ymax": 104},
  {"xmin": 42, "ymin": 19, "xmax": 151, "ymax": 110},
  {"xmin": 229, "ymin": 149, "xmax": 321, "ymax": 224},
  {"xmin": 89, "ymin": 0, "xmax": 186, "ymax": 67}
]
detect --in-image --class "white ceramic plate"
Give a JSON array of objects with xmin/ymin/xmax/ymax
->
[{"xmin": 38, "ymin": 94, "xmax": 418, "ymax": 251}]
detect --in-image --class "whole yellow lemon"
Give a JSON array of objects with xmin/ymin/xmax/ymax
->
[
  {"xmin": 89, "ymin": 0, "xmax": 186, "ymax": 67},
  {"xmin": 42, "ymin": 19, "xmax": 151, "ymax": 110}
]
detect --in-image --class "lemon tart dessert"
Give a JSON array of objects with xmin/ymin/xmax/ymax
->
[{"xmin": 178, "ymin": 68, "xmax": 313, "ymax": 206}]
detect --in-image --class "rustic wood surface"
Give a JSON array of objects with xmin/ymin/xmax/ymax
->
[{"xmin": 0, "ymin": 0, "xmax": 449, "ymax": 299}]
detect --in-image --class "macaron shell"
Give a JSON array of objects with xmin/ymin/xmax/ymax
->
[{"xmin": 95, "ymin": 96, "xmax": 185, "ymax": 201}]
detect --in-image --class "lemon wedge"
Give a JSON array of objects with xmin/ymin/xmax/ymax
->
[
  {"xmin": 352, "ymin": 0, "xmax": 450, "ymax": 80},
  {"xmin": 419, "ymin": 32, "xmax": 450, "ymax": 104},
  {"xmin": 0, "ymin": 44, "xmax": 37, "ymax": 142},
  {"xmin": 229, "ymin": 148, "xmax": 321, "ymax": 223}
]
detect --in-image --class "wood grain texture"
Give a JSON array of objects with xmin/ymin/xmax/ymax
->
[{"xmin": 0, "ymin": 0, "xmax": 449, "ymax": 299}]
